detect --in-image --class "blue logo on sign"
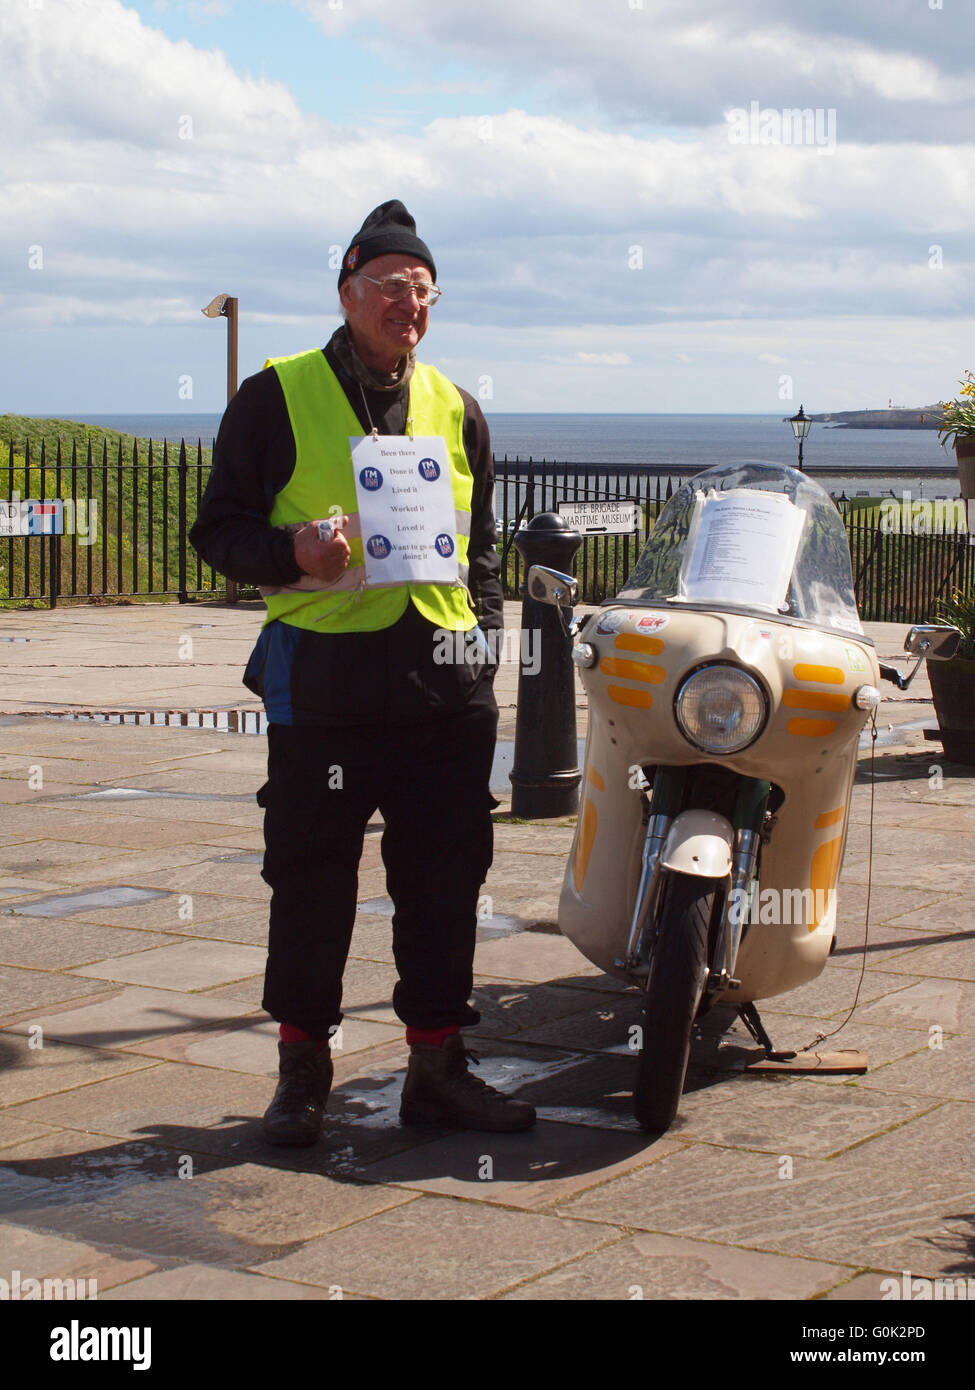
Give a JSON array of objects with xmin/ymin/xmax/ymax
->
[
  {"xmin": 434, "ymin": 533, "xmax": 454, "ymax": 558},
  {"xmin": 418, "ymin": 457, "xmax": 440, "ymax": 481},
  {"xmin": 366, "ymin": 534, "xmax": 392, "ymax": 559},
  {"xmin": 359, "ymin": 467, "xmax": 383, "ymax": 491}
]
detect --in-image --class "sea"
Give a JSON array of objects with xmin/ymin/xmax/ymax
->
[{"xmin": 68, "ymin": 412, "xmax": 960, "ymax": 499}]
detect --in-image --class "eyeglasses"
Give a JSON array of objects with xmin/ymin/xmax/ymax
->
[{"xmin": 357, "ymin": 273, "xmax": 442, "ymax": 306}]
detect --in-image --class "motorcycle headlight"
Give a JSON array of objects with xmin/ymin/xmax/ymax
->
[{"xmin": 675, "ymin": 665, "xmax": 768, "ymax": 754}]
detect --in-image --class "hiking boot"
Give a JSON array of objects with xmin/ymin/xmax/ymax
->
[
  {"xmin": 399, "ymin": 1035, "xmax": 536, "ymax": 1132},
  {"xmin": 262, "ymin": 1040, "xmax": 334, "ymax": 1146}
]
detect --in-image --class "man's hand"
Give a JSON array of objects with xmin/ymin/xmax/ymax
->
[{"xmin": 293, "ymin": 517, "xmax": 351, "ymax": 582}]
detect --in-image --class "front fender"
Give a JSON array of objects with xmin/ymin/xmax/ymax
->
[{"xmin": 660, "ymin": 810, "xmax": 734, "ymax": 878}]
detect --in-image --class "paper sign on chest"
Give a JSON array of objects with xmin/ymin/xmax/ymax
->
[{"xmin": 351, "ymin": 435, "xmax": 458, "ymax": 586}]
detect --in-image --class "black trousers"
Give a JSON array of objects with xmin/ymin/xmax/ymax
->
[{"xmin": 259, "ymin": 690, "xmax": 498, "ymax": 1037}]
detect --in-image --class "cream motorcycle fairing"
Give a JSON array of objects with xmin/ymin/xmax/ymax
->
[{"xmin": 560, "ymin": 605, "xmax": 878, "ymax": 1003}]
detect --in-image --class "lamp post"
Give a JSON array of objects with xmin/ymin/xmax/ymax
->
[
  {"xmin": 201, "ymin": 293, "xmax": 238, "ymax": 401},
  {"xmin": 789, "ymin": 403, "xmax": 812, "ymax": 471},
  {"xmin": 201, "ymin": 293, "xmax": 239, "ymax": 600}
]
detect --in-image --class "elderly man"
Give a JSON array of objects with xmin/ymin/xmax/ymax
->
[{"xmin": 190, "ymin": 201, "xmax": 535, "ymax": 1145}]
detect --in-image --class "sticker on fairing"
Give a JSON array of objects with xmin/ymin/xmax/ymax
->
[{"xmin": 595, "ymin": 611, "xmax": 625, "ymax": 634}]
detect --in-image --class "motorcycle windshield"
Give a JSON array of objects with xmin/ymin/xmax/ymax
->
[{"xmin": 618, "ymin": 461, "xmax": 862, "ymax": 633}]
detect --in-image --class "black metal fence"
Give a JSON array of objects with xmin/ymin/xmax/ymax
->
[
  {"xmin": 2, "ymin": 437, "xmax": 218, "ymax": 605},
  {"xmin": 495, "ymin": 458, "xmax": 973, "ymax": 623},
  {"xmin": 2, "ymin": 442, "xmax": 971, "ymax": 625}
]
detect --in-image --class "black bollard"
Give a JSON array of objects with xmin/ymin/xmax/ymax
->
[{"xmin": 510, "ymin": 512, "xmax": 584, "ymax": 818}]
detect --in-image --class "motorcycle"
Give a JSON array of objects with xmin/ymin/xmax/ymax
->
[{"xmin": 529, "ymin": 461, "xmax": 960, "ymax": 1132}]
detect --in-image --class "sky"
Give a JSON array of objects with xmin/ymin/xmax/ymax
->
[{"xmin": 2, "ymin": 0, "xmax": 974, "ymax": 415}]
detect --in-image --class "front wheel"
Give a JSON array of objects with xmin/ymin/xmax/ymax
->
[{"xmin": 633, "ymin": 871, "xmax": 719, "ymax": 1133}]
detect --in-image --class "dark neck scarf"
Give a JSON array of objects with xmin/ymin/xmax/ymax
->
[{"xmin": 329, "ymin": 323, "xmax": 415, "ymax": 393}]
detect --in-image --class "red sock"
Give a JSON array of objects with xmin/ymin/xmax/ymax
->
[
  {"xmin": 405, "ymin": 1025, "xmax": 460, "ymax": 1048},
  {"xmin": 280, "ymin": 1023, "xmax": 330, "ymax": 1051}
]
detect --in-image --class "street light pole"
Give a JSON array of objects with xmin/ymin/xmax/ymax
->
[
  {"xmin": 202, "ymin": 293, "xmax": 239, "ymax": 601},
  {"xmin": 789, "ymin": 403, "xmax": 812, "ymax": 471}
]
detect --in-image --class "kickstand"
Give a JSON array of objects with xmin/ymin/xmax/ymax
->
[
  {"xmin": 737, "ymin": 1001, "xmax": 868, "ymax": 1075},
  {"xmin": 738, "ymin": 1002, "xmax": 795, "ymax": 1062}
]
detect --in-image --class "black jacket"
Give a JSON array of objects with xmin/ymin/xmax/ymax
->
[{"xmin": 189, "ymin": 340, "xmax": 503, "ymax": 726}]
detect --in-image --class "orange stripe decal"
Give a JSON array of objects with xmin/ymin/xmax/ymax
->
[
  {"xmin": 787, "ymin": 717, "xmax": 837, "ymax": 737},
  {"xmin": 608, "ymin": 684, "xmax": 653, "ymax": 708},
  {"xmin": 783, "ymin": 689, "xmax": 849, "ymax": 712},
  {"xmin": 572, "ymin": 798, "xmax": 598, "ymax": 891},
  {"xmin": 588, "ymin": 766, "xmax": 605, "ymax": 792},
  {"xmin": 809, "ymin": 836, "xmax": 843, "ymax": 930},
  {"xmin": 815, "ymin": 806, "xmax": 845, "ymax": 829},
  {"xmin": 614, "ymin": 633, "xmax": 665, "ymax": 655},
  {"xmin": 793, "ymin": 663, "xmax": 845, "ymax": 685},
  {"xmin": 600, "ymin": 657, "xmax": 666, "ymax": 684}
]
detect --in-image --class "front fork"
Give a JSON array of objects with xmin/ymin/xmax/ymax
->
[{"xmin": 616, "ymin": 767, "xmax": 771, "ymax": 989}]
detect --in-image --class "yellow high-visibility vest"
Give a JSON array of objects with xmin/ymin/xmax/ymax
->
[{"xmin": 261, "ymin": 349, "xmax": 477, "ymax": 635}]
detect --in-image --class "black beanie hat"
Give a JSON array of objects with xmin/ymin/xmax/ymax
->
[{"xmin": 338, "ymin": 200, "xmax": 436, "ymax": 288}]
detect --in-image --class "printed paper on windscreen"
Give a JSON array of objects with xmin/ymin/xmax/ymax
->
[{"xmin": 676, "ymin": 489, "xmax": 806, "ymax": 612}]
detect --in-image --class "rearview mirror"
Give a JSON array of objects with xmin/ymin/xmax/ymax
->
[
  {"xmin": 528, "ymin": 566, "xmax": 578, "ymax": 609},
  {"xmin": 904, "ymin": 625, "xmax": 962, "ymax": 661}
]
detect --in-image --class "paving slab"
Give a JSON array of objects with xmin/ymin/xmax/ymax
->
[
  {"xmin": 68, "ymin": 940, "xmax": 268, "ymax": 992},
  {"xmin": 0, "ymin": 1115, "xmax": 61, "ymax": 1151},
  {"xmin": 829, "ymin": 925, "xmax": 965, "ymax": 972},
  {"xmin": 853, "ymin": 977, "xmax": 975, "ymax": 1034},
  {"xmin": 761, "ymin": 962, "xmax": 923, "ymax": 1020},
  {"xmin": 357, "ymin": 1118, "xmax": 677, "ymax": 1210},
  {"xmin": 474, "ymin": 931, "xmax": 610, "ymax": 985},
  {"xmin": 662, "ymin": 1071, "xmax": 937, "ymax": 1159},
  {"xmin": 854, "ymin": 1039, "xmax": 975, "ymax": 1102},
  {"xmin": 117, "ymin": 1016, "xmax": 401, "ymax": 1072},
  {"xmin": 834, "ymin": 882, "xmax": 963, "ymax": 930},
  {"xmin": 124, "ymin": 861, "xmax": 272, "ymax": 899},
  {"xmin": 0, "ymin": 919, "xmax": 178, "ymax": 969},
  {"xmin": 0, "ymin": 967, "xmax": 110, "ymax": 1020},
  {"xmin": 558, "ymin": 1101, "xmax": 975, "ymax": 1279},
  {"xmin": 70, "ymin": 893, "xmax": 256, "ymax": 930},
  {"xmin": 0, "ymin": 807, "xmax": 220, "ymax": 851},
  {"xmin": 0, "ymin": 982, "xmax": 256, "ymax": 1045},
  {"xmin": 145, "ymin": 909, "xmax": 270, "ymax": 945},
  {"xmin": 879, "ymin": 934, "xmax": 975, "ymax": 981},
  {"xmin": 251, "ymin": 1193, "xmax": 620, "ymax": 1300},
  {"xmin": 0, "ymin": 841, "xmax": 130, "ymax": 874},
  {"xmin": 470, "ymin": 979, "xmax": 607, "ymax": 1039},
  {"xmin": 0, "ymin": 1127, "xmax": 421, "ymax": 1269},
  {"xmin": 0, "ymin": 1034, "xmax": 159, "ymax": 1106},
  {"xmin": 0, "ymin": 1222, "xmax": 158, "ymax": 1294},
  {"xmin": 501, "ymin": 1231, "xmax": 850, "ymax": 1301},
  {"xmin": 887, "ymin": 893, "xmax": 975, "ymax": 932},
  {"xmin": 202, "ymin": 974, "xmax": 266, "ymax": 1012},
  {"xmin": 99, "ymin": 1264, "xmax": 361, "ymax": 1300}
]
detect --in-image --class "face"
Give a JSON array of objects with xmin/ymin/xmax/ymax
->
[{"xmin": 339, "ymin": 253, "xmax": 432, "ymax": 372}]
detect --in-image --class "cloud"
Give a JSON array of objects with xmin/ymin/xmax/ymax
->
[
  {"xmin": 296, "ymin": 0, "xmax": 975, "ymax": 142},
  {"xmin": 2, "ymin": 0, "xmax": 973, "ymax": 410}
]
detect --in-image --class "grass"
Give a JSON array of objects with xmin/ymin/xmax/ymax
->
[{"xmin": 2, "ymin": 415, "xmax": 218, "ymax": 606}]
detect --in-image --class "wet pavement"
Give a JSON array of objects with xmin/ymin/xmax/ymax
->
[{"xmin": 0, "ymin": 600, "xmax": 973, "ymax": 1307}]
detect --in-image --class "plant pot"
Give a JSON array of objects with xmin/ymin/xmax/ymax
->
[
  {"xmin": 955, "ymin": 438, "xmax": 975, "ymax": 508},
  {"xmin": 928, "ymin": 655, "xmax": 975, "ymax": 765}
]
